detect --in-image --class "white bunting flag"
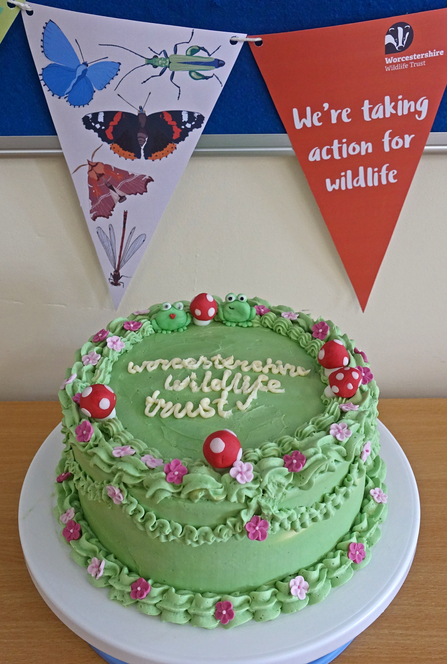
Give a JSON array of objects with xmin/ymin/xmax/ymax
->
[{"xmin": 23, "ymin": 5, "xmax": 245, "ymax": 307}]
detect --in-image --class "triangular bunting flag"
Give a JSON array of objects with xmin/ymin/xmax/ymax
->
[
  {"xmin": 1, "ymin": 1, "xmax": 19, "ymax": 44},
  {"xmin": 250, "ymin": 10, "xmax": 447, "ymax": 309},
  {"xmin": 23, "ymin": 5, "xmax": 245, "ymax": 307}
]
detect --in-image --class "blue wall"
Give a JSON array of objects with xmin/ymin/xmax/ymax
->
[{"xmin": 2, "ymin": 0, "xmax": 447, "ymax": 135}]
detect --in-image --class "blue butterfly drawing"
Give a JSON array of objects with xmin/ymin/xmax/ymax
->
[{"xmin": 41, "ymin": 20, "xmax": 120, "ymax": 107}]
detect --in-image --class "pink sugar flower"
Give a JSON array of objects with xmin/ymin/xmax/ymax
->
[
  {"xmin": 107, "ymin": 485, "xmax": 124, "ymax": 505},
  {"xmin": 245, "ymin": 515, "xmax": 269, "ymax": 541},
  {"xmin": 130, "ymin": 578, "xmax": 151, "ymax": 600},
  {"xmin": 92, "ymin": 329, "xmax": 109, "ymax": 343},
  {"xmin": 358, "ymin": 366, "xmax": 374, "ymax": 384},
  {"xmin": 56, "ymin": 472, "xmax": 72, "ymax": 483},
  {"xmin": 361, "ymin": 441, "xmax": 372, "ymax": 463},
  {"xmin": 355, "ymin": 347, "xmax": 369, "ymax": 363},
  {"xmin": 60, "ymin": 507, "xmax": 75, "ymax": 524},
  {"xmin": 112, "ymin": 445, "xmax": 136, "ymax": 458},
  {"xmin": 75, "ymin": 420, "xmax": 94, "ymax": 443},
  {"xmin": 215, "ymin": 600, "xmax": 235, "ymax": 625},
  {"xmin": 123, "ymin": 320, "xmax": 142, "ymax": 332},
  {"xmin": 281, "ymin": 311, "xmax": 299, "ymax": 320},
  {"xmin": 339, "ymin": 402, "xmax": 359, "ymax": 412},
  {"xmin": 164, "ymin": 459, "xmax": 188, "ymax": 484},
  {"xmin": 330, "ymin": 422, "xmax": 352, "ymax": 442},
  {"xmin": 229, "ymin": 460, "xmax": 254, "ymax": 485},
  {"xmin": 87, "ymin": 557, "xmax": 105, "ymax": 579},
  {"xmin": 63, "ymin": 520, "xmax": 81, "ymax": 542},
  {"xmin": 289, "ymin": 575, "xmax": 309, "ymax": 600},
  {"xmin": 370, "ymin": 487, "xmax": 388, "ymax": 504},
  {"xmin": 141, "ymin": 454, "xmax": 164, "ymax": 469},
  {"xmin": 82, "ymin": 350, "xmax": 101, "ymax": 366},
  {"xmin": 283, "ymin": 450, "xmax": 306, "ymax": 473},
  {"xmin": 72, "ymin": 392, "xmax": 81, "ymax": 404},
  {"xmin": 107, "ymin": 335, "xmax": 125, "ymax": 352},
  {"xmin": 312, "ymin": 321, "xmax": 329, "ymax": 340},
  {"xmin": 60, "ymin": 373, "xmax": 76, "ymax": 390},
  {"xmin": 255, "ymin": 305, "xmax": 270, "ymax": 316},
  {"xmin": 348, "ymin": 542, "xmax": 366, "ymax": 564}
]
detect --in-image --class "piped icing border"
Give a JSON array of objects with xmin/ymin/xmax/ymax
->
[
  {"xmin": 61, "ymin": 388, "xmax": 379, "ymax": 509},
  {"xmin": 55, "ymin": 453, "xmax": 387, "ymax": 629},
  {"xmin": 60, "ymin": 439, "xmax": 381, "ymax": 545}
]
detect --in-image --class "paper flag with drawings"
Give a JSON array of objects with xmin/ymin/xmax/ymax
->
[
  {"xmin": 250, "ymin": 9, "xmax": 447, "ymax": 309},
  {"xmin": 23, "ymin": 4, "xmax": 245, "ymax": 308}
]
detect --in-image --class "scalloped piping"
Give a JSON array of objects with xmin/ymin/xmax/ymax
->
[
  {"xmin": 55, "ymin": 456, "xmax": 387, "ymax": 629},
  {"xmin": 61, "ymin": 446, "xmax": 372, "ymax": 546}
]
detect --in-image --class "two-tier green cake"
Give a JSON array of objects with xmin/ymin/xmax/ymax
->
[{"xmin": 55, "ymin": 293, "xmax": 387, "ymax": 628}]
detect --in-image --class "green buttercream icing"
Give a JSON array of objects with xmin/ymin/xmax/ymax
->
[
  {"xmin": 110, "ymin": 323, "xmax": 323, "ymax": 458},
  {"xmin": 56, "ymin": 295, "xmax": 385, "ymax": 628},
  {"xmin": 55, "ymin": 449, "xmax": 386, "ymax": 627}
]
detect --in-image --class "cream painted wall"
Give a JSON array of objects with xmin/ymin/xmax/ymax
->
[{"xmin": 1, "ymin": 151, "xmax": 446, "ymax": 400}]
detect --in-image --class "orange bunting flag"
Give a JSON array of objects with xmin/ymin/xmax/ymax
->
[{"xmin": 250, "ymin": 9, "xmax": 447, "ymax": 309}]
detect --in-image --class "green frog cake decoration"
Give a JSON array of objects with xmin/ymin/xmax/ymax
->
[
  {"xmin": 151, "ymin": 302, "xmax": 191, "ymax": 333},
  {"xmin": 217, "ymin": 293, "xmax": 256, "ymax": 327}
]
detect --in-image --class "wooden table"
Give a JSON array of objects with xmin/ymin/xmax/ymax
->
[{"xmin": 2, "ymin": 400, "xmax": 446, "ymax": 664}]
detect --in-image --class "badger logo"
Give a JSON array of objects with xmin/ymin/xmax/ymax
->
[{"xmin": 385, "ymin": 22, "xmax": 414, "ymax": 54}]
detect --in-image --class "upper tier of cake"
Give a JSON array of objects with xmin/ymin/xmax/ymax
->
[{"xmin": 58, "ymin": 295, "xmax": 379, "ymax": 511}]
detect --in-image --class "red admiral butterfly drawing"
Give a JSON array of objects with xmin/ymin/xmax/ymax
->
[
  {"xmin": 73, "ymin": 147, "xmax": 154, "ymax": 220},
  {"xmin": 82, "ymin": 100, "xmax": 205, "ymax": 161}
]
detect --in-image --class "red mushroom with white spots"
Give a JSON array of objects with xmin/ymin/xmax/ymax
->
[
  {"xmin": 318, "ymin": 340, "xmax": 350, "ymax": 372},
  {"xmin": 203, "ymin": 430, "xmax": 242, "ymax": 468},
  {"xmin": 79, "ymin": 384, "xmax": 117, "ymax": 420},
  {"xmin": 328, "ymin": 367, "xmax": 362, "ymax": 399},
  {"xmin": 190, "ymin": 293, "xmax": 217, "ymax": 326}
]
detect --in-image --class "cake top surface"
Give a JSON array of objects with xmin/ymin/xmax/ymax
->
[{"xmin": 110, "ymin": 322, "xmax": 324, "ymax": 459}]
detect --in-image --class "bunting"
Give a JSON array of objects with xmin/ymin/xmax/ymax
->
[
  {"xmin": 250, "ymin": 10, "xmax": 447, "ymax": 308},
  {"xmin": 4, "ymin": 4, "xmax": 447, "ymax": 308},
  {"xmin": 23, "ymin": 4, "xmax": 245, "ymax": 307},
  {"xmin": 0, "ymin": 0, "xmax": 22, "ymax": 44}
]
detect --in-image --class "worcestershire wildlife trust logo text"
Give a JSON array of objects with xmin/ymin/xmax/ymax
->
[
  {"xmin": 384, "ymin": 20, "xmax": 444, "ymax": 71},
  {"xmin": 385, "ymin": 22, "xmax": 414, "ymax": 53}
]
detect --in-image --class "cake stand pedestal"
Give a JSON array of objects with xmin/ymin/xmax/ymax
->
[{"xmin": 19, "ymin": 421, "xmax": 419, "ymax": 664}]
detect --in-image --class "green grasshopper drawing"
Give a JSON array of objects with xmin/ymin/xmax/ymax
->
[{"xmin": 100, "ymin": 30, "xmax": 225, "ymax": 99}]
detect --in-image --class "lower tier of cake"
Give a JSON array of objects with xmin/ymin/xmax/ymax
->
[{"xmin": 19, "ymin": 422, "xmax": 420, "ymax": 664}]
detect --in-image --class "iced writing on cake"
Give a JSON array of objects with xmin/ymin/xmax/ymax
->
[
  {"xmin": 127, "ymin": 354, "xmax": 310, "ymax": 421},
  {"xmin": 128, "ymin": 354, "xmax": 310, "ymax": 377}
]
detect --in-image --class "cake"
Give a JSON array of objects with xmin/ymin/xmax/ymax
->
[{"xmin": 56, "ymin": 293, "xmax": 387, "ymax": 628}]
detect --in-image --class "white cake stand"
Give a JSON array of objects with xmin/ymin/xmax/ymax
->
[{"xmin": 19, "ymin": 421, "xmax": 419, "ymax": 664}]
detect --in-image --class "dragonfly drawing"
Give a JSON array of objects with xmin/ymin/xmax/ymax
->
[{"xmin": 96, "ymin": 211, "xmax": 146, "ymax": 287}]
